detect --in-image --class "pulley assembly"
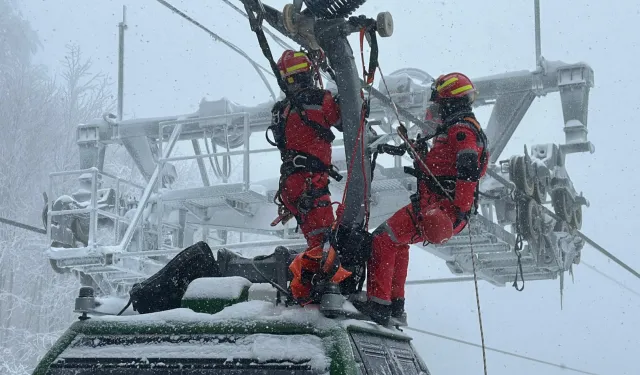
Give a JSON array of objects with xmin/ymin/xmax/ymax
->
[
  {"xmin": 302, "ymin": 0, "xmax": 368, "ymax": 19},
  {"xmin": 508, "ymin": 145, "xmax": 585, "ymax": 246}
]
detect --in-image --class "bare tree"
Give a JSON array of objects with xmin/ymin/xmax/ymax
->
[
  {"xmin": 0, "ymin": 0, "xmax": 40, "ymax": 67},
  {"xmin": 0, "ymin": 33, "xmax": 115, "ymax": 373},
  {"xmin": 55, "ymin": 44, "xmax": 115, "ymax": 172}
]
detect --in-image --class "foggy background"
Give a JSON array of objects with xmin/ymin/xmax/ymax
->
[{"xmin": 1, "ymin": 0, "xmax": 638, "ymax": 374}]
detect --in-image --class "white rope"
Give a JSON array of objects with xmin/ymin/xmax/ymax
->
[{"xmin": 467, "ymin": 217, "xmax": 489, "ymax": 375}]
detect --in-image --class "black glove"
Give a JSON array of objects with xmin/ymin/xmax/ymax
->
[
  {"xmin": 454, "ymin": 206, "xmax": 470, "ymax": 227},
  {"xmin": 376, "ymin": 143, "xmax": 407, "ymax": 156}
]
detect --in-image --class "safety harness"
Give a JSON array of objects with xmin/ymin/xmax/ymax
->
[
  {"xmin": 401, "ymin": 114, "xmax": 488, "ymax": 236},
  {"xmin": 267, "ymin": 94, "xmax": 343, "ymax": 183},
  {"xmin": 240, "ymin": 7, "xmax": 345, "ymax": 229}
]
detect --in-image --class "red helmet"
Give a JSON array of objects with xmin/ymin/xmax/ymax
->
[
  {"xmin": 430, "ymin": 72, "xmax": 477, "ymax": 103},
  {"xmin": 277, "ymin": 50, "xmax": 313, "ymax": 84}
]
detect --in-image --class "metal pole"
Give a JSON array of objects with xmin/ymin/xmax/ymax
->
[
  {"xmin": 405, "ymin": 277, "xmax": 475, "ymax": 285},
  {"xmin": 316, "ymin": 23, "xmax": 370, "ymax": 229},
  {"xmin": 191, "ymin": 139, "xmax": 211, "ymax": 186},
  {"xmin": 117, "ymin": 5, "xmax": 127, "ymax": 121},
  {"xmin": 243, "ymin": 114, "xmax": 250, "ymax": 190},
  {"xmin": 534, "ymin": 0, "xmax": 541, "ymax": 66},
  {"xmin": 115, "ymin": 178, "xmax": 121, "ymax": 243},
  {"xmin": 118, "ymin": 123, "xmax": 184, "ymax": 252},
  {"xmin": 89, "ymin": 169, "xmax": 98, "ymax": 248}
]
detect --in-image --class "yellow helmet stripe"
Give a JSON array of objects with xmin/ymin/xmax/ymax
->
[
  {"xmin": 293, "ymin": 52, "xmax": 307, "ymax": 57},
  {"xmin": 286, "ymin": 62, "xmax": 309, "ymax": 73},
  {"xmin": 436, "ymin": 77, "xmax": 458, "ymax": 91},
  {"xmin": 450, "ymin": 84, "xmax": 474, "ymax": 95}
]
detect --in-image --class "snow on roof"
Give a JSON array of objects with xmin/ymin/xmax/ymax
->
[
  {"xmin": 96, "ymin": 300, "xmax": 334, "ymax": 330},
  {"xmin": 94, "ymin": 296, "xmax": 137, "ymax": 316},
  {"xmin": 94, "ymin": 299, "xmax": 410, "ymax": 339},
  {"xmin": 183, "ymin": 276, "xmax": 252, "ymax": 300},
  {"xmin": 248, "ymin": 283, "xmax": 278, "ymax": 303},
  {"xmin": 59, "ymin": 333, "xmax": 330, "ymax": 372}
]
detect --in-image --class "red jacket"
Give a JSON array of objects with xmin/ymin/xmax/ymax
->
[
  {"xmin": 415, "ymin": 117, "xmax": 488, "ymax": 213},
  {"xmin": 275, "ymin": 88, "xmax": 342, "ymax": 167}
]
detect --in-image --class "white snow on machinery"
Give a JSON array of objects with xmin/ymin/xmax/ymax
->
[{"xmin": 41, "ymin": 0, "xmax": 592, "ymax": 300}]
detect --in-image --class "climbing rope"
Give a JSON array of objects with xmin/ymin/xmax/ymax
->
[
  {"xmin": 328, "ymin": 24, "xmax": 378, "ymax": 232},
  {"xmin": 377, "ymin": 66, "xmax": 455, "ymax": 203},
  {"xmin": 467, "ymin": 218, "xmax": 489, "ymax": 375}
]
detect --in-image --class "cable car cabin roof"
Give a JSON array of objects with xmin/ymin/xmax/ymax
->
[{"xmin": 32, "ymin": 281, "xmax": 415, "ymax": 375}]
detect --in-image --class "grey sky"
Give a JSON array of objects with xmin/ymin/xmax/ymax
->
[{"xmin": 21, "ymin": 0, "xmax": 640, "ymax": 374}]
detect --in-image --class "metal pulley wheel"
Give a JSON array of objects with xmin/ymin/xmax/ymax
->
[
  {"xmin": 538, "ymin": 235, "xmax": 554, "ymax": 265},
  {"xmin": 517, "ymin": 199, "xmax": 543, "ymax": 247},
  {"xmin": 509, "ymin": 155, "xmax": 535, "ymax": 196},
  {"xmin": 571, "ymin": 204, "xmax": 583, "ymax": 230},
  {"xmin": 533, "ymin": 172, "xmax": 547, "ymax": 203},
  {"xmin": 554, "ymin": 218, "xmax": 570, "ymax": 232},
  {"xmin": 551, "ymin": 190, "xmax": 573, "ymax": 223},
  {"xmin": 376, "ymin": 12, "xmax": 393, "ymax": 37},
  {"xmin": 282, "ymin": 4, "xmax": 298, "ymax": 33}
]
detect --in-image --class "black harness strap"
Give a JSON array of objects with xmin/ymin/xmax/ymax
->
[
  {"xmin": 404, "ymin": 168, "xmax": 457, "ymax": 198},
  {"xmin": 458, "ymin": 116, "xmax": 489, "ymax": 216},
  {"xmin": 280, "ymin": 150, "xmax": 343, "ymax": 182},
  {"xmin": 403, "ymin": 115, "xmax": 489, "ymax": 235},
  {"xmin": 275, "ymin": 95, "xmax": 336, "ymax": 144}
]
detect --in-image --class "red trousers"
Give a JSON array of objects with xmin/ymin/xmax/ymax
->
[
  {"xmin": 280, "ymin": 172, "xmax": 334, "ymax": 248},
  {"xmin": 280, "ymin": 172, "xmax": 337, "ymax": 301},
  {"xmin": 367, "ymin": 185, "xmax": 467, "ymax": 303}
]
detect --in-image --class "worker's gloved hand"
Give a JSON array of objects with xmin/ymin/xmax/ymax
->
[
  {"xmin": 453, "ymin": 206, "xmax": 471, "ymax": 228},
  {"xmin": 376, "ymin": 143, "xmax": 406, "ymax": 156}
]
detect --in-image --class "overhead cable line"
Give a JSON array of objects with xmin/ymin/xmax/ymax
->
[
  {"xmin": 405, "ymin": 326, "xmax": 601, "ymax": 375},
  {"xmin": 155, "ymin": 0, "xmax": 277, "ymax": 101},
  {"xmin": 582, "ymin": 261, "xmax": 640, "ymax": 298},
  {"xmin": 405, "ymin": 276, "xmax": 475, "ymax": 285},
  {"xmin": 0, "ymin": 217, "xmax": 46, "ymax": 234},
  {"xmin": 405, "ymin": 261, "xmax": 640, "ymax": 299},
  {"xmin": 221, "ymin": 0, "xmax": 292, "ymax": 50}
]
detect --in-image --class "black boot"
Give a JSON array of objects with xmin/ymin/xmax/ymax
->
[
  {"xmin": 351, "ymin": 299, "xmax": 392, "ymax": 326},
  {"xmin": 391, "ymin": 298, "xmax": 407, "ymax": 326},
  {"xmin": 129, "ymin": 241, "xmax": 220, "ymax": 314}
]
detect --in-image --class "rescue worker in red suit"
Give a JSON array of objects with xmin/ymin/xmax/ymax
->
[
  {"xmin": 268, "ymin": 50, "xmax": 352, "ymax": 304},
  {"xmin": 352, "ymin": 73, "xmax": 489, "ymax": 325}
]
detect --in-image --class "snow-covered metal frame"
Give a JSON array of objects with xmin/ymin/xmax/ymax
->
[{"xmin": 42, "ymin": 0, "xmax": 594, "ymax": 294}]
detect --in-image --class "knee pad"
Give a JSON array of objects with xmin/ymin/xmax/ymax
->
[{"xmin": 419, "ymin": 208, "xmax": 454, "ymax": 244}]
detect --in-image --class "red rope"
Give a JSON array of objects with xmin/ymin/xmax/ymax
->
[{"xmin": 330, "ymin": 28, "xmax": 375, "ymax": 231}]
